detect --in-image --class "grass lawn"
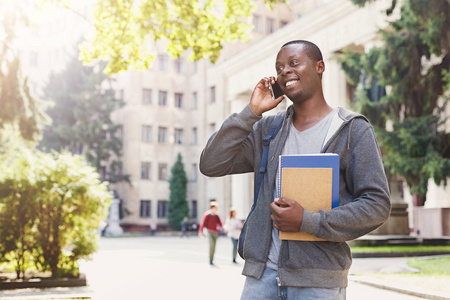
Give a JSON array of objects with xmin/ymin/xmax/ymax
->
[
  {"xmin": 350, "ymin": 245, "xmax": 450, "ymax": 253},
  {"xmin": 358, "ymin": 256, "xmax": 450, "ymax": 294},
  {"xmin": 408, "ymin": 256, "xmax": 450, "ymax": 277}
]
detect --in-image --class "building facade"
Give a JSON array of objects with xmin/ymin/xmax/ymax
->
[{"xmin": 17, "ymin": 0, "xmax": 450, "ymax": 233}]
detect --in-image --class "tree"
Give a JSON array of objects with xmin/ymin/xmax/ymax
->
[
  {"xmin": 79, "ymin": 0, "xmax": 285, "ymax": 74},
  {"xmin": 0, "ymin": 148, "xmax": 112, "ymax": 278},
  {"xmin": 338, "ymin": 0, "xmax": 450, "ymax": 206},
  {"xmin": 39, "ymin": 54, "xmax": 128, "ymax": 183},
  {"xmin": 32, "ymin": 151, "xmax": 111, "ymax": 277},
  {"xmin": 168, "ymin": 153, "xmax": 189, "ymax": 230},
  {"xmin": 0, "ymin": 2, "xmax": 49, "ymax": 142},
  {"xmin": 0, "ymin": 151, "xmax": 39, "ymax": 279}
]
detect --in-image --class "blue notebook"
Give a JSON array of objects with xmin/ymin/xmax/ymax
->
[{"xmin": 278, "ymin": 153, "xmax": 340, "ymax": 241}]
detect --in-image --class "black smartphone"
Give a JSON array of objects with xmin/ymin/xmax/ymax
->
[{"xmin": 270, "ymin": 81, "xmax": 284, "ymax": 99}]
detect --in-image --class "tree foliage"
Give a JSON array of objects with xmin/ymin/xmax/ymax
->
[
  {"xmin": 339, "ymin": 0, "xmax": 450, "ymax": 205},
  {"xmin": 39, "ymin": 54, "xmax": 128, "ymax": 183},
  {"xmin": 168, "ymin": 153, "xmax": 188, "ymax": 230},
  {"xmin": 0, "ymin": 148, "xmax": 111, "ymax": 279},
  {"xmin": 0, "ymin": 151, "xmax": 39, "ymax": 279},
  {"xmin": 80, "ymin": 0, "xmax": 285, "ymax": 74},
  {"xmin": 0, "ymin": 2, "xmax": 49, "ymax": 142}
]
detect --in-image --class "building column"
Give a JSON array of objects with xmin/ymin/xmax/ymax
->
[{"xmin": 371, "ymin": 177, "xmax": 410, "ymax": 235}]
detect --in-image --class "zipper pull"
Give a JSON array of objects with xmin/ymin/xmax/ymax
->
[{"xmin": 276, "ymin": 276, "xmax": 281, "ymax": 286}]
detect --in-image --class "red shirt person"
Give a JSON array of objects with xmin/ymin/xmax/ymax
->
[{"xmin": 198, "ymin": 201, "xmax": 224, "ymax": 265}]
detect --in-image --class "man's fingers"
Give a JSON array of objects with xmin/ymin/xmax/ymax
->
[
  {"xmin": 270, "ymin": 214, "xmax": 280, "ymax": 230},
  {"xmin": 269, "ymin": 202, "xmax": 281, "ymax": 215},
  {"xmin": 278, "ymin": 197, "xmax": 297, "ymax": 207},
  {"xmin": 275, "ymin": 95, "xmax": 284, "ymax": 102}
]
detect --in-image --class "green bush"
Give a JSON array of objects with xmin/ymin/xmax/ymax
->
[{"xmin": 0, "ymin": 149, "xmax": 111, "ymax": 279}]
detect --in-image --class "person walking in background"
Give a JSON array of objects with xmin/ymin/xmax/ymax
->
[
  {"xmin": 198, "ymin": 201, "xmax": 224, "ymax": 266},
  {"xmin": 224, "ymin": 208, "xmax": 242, "ymax": 264},
  {"xmin": 149, "ymin": 222, "xmax": 156, "ymax": 236},
  {"xmin": 180, "ymin": 216, "xmax": 189, "ymax": 238}
]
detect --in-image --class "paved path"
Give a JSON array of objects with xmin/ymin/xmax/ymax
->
[{"xmin": 0, "ymin": 236, "xmax": 438, "ymax": 300}]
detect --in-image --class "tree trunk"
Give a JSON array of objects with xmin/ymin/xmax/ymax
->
[{"xmin": 412, "ymin": 194, "xmax": 426, "ymax": 206}]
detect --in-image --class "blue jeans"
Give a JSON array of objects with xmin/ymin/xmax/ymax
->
[
  {"xmin": 231, "ymin": 238, "xmax": 238, "ymax": 261},
  {"xmin": 240, "ymin": 267, "xmax": 346, "ymax": 300}
]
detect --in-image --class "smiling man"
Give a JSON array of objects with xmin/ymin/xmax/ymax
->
[{"xmin": 200, "ymin": 40, "xmax": 391, "ymax": 299}]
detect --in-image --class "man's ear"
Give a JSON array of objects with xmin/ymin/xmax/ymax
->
[{"xmin": 316, "ymin": 60, "xmax": 325, "ymax": 75}]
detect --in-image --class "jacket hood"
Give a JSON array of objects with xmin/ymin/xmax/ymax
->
[
  {"xmin": 285, "ymin": 105, "xmax": 368, "ymax": 123},
  {"xmin": 282, "ymin": 105, "xmax": 369, "ymax": 152}
]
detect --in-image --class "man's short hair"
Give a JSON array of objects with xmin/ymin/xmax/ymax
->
[{"xmin": 281, "ymin": 40, "xmax": 323, "ymax": 62}]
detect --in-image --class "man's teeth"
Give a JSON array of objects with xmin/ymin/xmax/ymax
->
[{"xmin": 286, "ymin": 80, "xmax": 298, "ymax": 87}]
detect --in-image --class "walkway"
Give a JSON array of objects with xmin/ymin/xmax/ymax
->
[{"xmin": 0, "ymin": 236, "xmax": 447, "ymax": 300}]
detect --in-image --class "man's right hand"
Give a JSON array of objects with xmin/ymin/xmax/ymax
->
[{"xmin": 249, "ymin": 77, "xmax": 284, "ymax": 116}]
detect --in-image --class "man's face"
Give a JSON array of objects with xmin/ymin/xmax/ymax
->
[
  {"xmin": 275, "ymin": 44, "xmax": 323, "ymax": 103},
  {"xmin": 210, "ymin": 206, "xmax": 217, "ymax": 213}
]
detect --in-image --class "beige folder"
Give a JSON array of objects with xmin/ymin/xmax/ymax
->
[{"xmin": 279, "ymin": 167, "xmax": 333, "ymax": 241}]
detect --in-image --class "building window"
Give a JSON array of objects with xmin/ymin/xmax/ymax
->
[
  {"xmin": 174, "ymin": 58, "xmax": 184, "ymax": 73},
  {"xmin": 175, "ymin": 93, "xmax": 183, "ymax": 108},
  {"xmin": 158, "ymin": 54, "xmax": 169, "ymax": 71},
  {"xmin": 143, "ymin": 88, "xmax": 152, "ymax": 105},
  {"xmin": 157, "ymin": 200, "xmax": 168, "ymax": 218},
  {"xmin": 364, "ymin": 78, "xmax": 386, "ymax": 102},
  {"xmin": 192, "ymin": 92, "xmax": 197, "ymax": 109},
  {"xmin": 280, "ymin": 20, "xmax": 289, "ymax": 28},
  {"xmin": 266, "ymin": 18, "xmax": 275, "ymax": 34},
  {"xmin": 210, "ymin": 86, "xmax": 216, "ymax": 103},
  {"xmin": 191, "ymin": 164, "xmax": 197, "ymax": 182},
  {"xmin": 191, "ymin": 200, "xmax": 198, "ymax": 219},
  {"xmin": 158, "ymin": 91, "xmax": 168, "ymax": 106},
  {"xmin": 192, "ymin": 127, "xmax": 197, "ymax": 144},
  {"xmin": 158, "ymin": 163, "xmax": 168, "ymax": 181},
  {"xmin": 142, "ymin": 125, "xmax": 152, "ymax": 143},
  {"xmin": 209, "ymin": 123, "xmax": 216, "ymax": 135},
  {"xmin": 158, "ymin": 127, "xmax": 168, "ymax": 143},
  {"xmin": 140, "ymin": 200, "xmax": 151, "ymax": 218},
  {"xmin": 141, "ymin": 162, "xmax": 151, "ymax": 180},
  {"xmin": 253, "ymin": 14, "xmax": 262, "ymax": 32},
  {"xmin": 192, "ymin": 61, "xmax": 198, "ymax": 73},
  {"xmin": 174, "ymin": 128, "xmax": 184, "ymax": 144}
]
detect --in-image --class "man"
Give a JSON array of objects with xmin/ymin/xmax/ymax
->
[
  {"xmin": 198, "ymin": 201, "xmax": 224, "ymax": 265},
  {"xmin": 199, "ymin": 40, "xmax": 391, "ymax": 299}
]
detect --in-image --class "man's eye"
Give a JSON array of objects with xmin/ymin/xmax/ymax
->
[{"xmin": 290, "ymin": 60, "xmax": 299, "ymax": 66}]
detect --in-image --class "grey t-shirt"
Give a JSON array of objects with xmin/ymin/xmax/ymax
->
[{"xmin": 266, "ymin": 108, "xmax": 338, "ymax": 270}]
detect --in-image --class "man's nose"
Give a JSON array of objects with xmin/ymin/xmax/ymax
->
[{"xmin": 280, "ymin": 65, "xmax": 293, "ymax": 76}]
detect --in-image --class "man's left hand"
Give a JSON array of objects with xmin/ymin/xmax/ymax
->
[{"xmin": 269, "ymin": 198, "xmax": 304, "ymax": 232}]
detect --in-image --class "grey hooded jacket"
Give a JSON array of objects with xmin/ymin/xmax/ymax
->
[{"xmin": 199, "ymin": 104, "xmax": 391, "ymax": 288}]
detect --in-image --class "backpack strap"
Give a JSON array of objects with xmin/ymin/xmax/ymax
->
[{"xmin": 252, "ymin": 113, "xmax": 284, "ymax": 209}]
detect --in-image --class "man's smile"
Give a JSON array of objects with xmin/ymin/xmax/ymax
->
[{"xmin": 285, "ymin": 80, "xmax": 299, "ymax": 87}]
